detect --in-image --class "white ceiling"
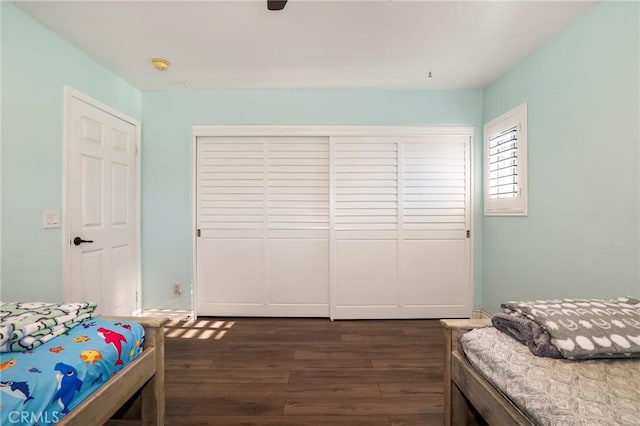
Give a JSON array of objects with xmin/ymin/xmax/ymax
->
[{"xmin": 13, "ymin": 0, "xmax": 597, "ymax": 91}]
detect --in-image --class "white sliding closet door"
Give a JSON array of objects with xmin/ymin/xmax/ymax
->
[
  {"xmin": 196, "ymin": 136, "xmax": 330, "ymax": 316},
  {"xmin": 195, "ymin": 129, "xmax": 472, "ymax": 319},
  {"xmin": 331, "ymin": 136, "xmax": 471, "ymax": 319}
]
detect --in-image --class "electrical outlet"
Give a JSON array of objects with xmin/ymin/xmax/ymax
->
[{"xmin": 173, "ymin": 284, "xmax": 182, "ymax": 295}]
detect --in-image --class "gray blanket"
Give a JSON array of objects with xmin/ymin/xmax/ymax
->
[
  {"xmin": 501, "ymin": 297, "xmax": 640, "ymax": 360},
  {"xmin": 491, "ymin": 313, "xmax": 561, "ymax": 358}
]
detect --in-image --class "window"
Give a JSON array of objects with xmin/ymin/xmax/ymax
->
[{"xmin": 484, "ymin": 103, "xmax": 528, "ymax": 216}]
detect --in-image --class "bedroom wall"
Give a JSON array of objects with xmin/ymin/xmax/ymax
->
[
  {"xmin": 141, "ymin": 89, "xmax": 483, "ymax": 311},
  {"xmin": 0, "ymin": 3, "xmax": 142, "ymax": 301},
  {"xmin": 482, "ymin": 1, "xmax": 640, "ymax": 313}
]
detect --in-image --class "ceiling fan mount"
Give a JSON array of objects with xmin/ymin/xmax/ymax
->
[{"xmin": 267, "ymin": 0, "xmax": 287, "ymax": 11}]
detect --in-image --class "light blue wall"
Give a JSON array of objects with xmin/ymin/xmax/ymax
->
[
  {"xmin": 1, "ymin": 3, "xmax": 142, "ymax": 301},
  {"xmin": 8, "ymin": 0, "xmax": 634, "ymax": 316},
  {"xmin": 141, "ymin": 90, "xmax": 484, "ymax": 310},
  {"xmin": 482, "ymin": 1, "xmax": 640, "ymax": 313}
]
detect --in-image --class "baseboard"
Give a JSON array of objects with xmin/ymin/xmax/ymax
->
[
  {"xmin": 140, "ymin": 309, "xmax": 195, "ymax": 320},
  {"xmin": 143, "ymin": 308, "xmax": 489, "ymax": 321},
  {"xmin": 472, "ymin": 309, "xmax": 492, "ymax": 320}
]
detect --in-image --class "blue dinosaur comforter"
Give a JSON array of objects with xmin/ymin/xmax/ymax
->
[{"xmin": 0, "ymin": 318, "xmax": 144, "ymax": 425}]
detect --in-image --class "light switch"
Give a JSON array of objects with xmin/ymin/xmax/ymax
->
[{"xmin": 43, "ymin": 209, "xmax": 60, "ymax": 228}]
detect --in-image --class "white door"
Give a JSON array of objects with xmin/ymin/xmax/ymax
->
[
  {"xmin": 195, "ymin": 129, "xmax": 472, "ymax": 319},
  {"xmin": 67, "ymin": 92, "xmax": 139, "ymax": 316},
  {"xmin": 196, "ymin": 136, "xmax": 330, "ymax": 316},
  {"xmin": 332, "ymin": 135, "xmax": 472, "ymax": 319}
]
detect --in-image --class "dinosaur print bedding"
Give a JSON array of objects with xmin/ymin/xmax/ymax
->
[{"xmin": 0, "ymin": 318, "xmax": 144, "ymax": 425}]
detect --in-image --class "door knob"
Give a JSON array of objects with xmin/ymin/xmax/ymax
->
[{"xmin": 73, "ymin": 237, "xmax": 94, "ymax": 246}]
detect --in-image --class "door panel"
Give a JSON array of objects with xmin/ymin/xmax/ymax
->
[
  {"xmin": 81, "ymin": 249, "xmax": 103, "ymax": 303},
  {"xmin": 198, "ymin": 239, "xmax": 263, "ymax": 305},
  {"xmin": 196, "ymin": 136, "xmax": 330, "ymax": 316},
  {"xmin": 81, "ymin": 156, "xmax": 103, "ymax": 226},
  {"xmin": 335, "ymin": 240, "xmax": 397, "ymax": 306},
  {"xmin": 331, "ymin": 135, "xmax": 471, "ymax": 319},
  {"xmin": 401, "ymin": 240, "xmax": 468, "ymax": 306},
  {"xmin": 110, "ymin": 245, "xmax": 131, "ymax": 312},
  {"xmin": 269, "ymin": 239, "xmax": 329, "ymax": 305},
  {"xmin": 111, "ymin": 162, "xmax": 129, "ymax": 225}
]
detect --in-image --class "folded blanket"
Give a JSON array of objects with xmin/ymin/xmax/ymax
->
[
  {"xmin": 501, "ymin": 297, "xmax": 640, "ymax": 360},
  {"xmin": 0, "ymin": 302, "xmax": 96, "ymax": 352},
  {"xmin": 492, "ymin": 313, "xmax": 562, "ymax": 358}
]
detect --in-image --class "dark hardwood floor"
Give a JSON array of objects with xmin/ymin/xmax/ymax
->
[{"xmin": 158, "ymin": 317, "xmax": 445, "ymax": 425}]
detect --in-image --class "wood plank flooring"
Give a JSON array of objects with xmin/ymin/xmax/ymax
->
[{"xmin": 124, "ymin": 317, "xmax": 446, "ymax": 425}]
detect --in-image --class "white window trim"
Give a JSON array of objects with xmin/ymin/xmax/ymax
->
[{"xmin": 484, "ymin": 103, "xmax": 528, "ymax": 216}]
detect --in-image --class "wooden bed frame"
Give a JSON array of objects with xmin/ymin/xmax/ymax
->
[
  {"xmin": 441, "ymin": 319, "xmax": 531, "ymax": 426},
  {"xmin": 58, "ymin": 316, "xmax": 167, "ymax": 426}
]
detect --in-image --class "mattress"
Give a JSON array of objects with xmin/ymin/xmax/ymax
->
[
  {"xmin": 0, "ymin": 318, "xmax": 144, "ymax": 426},
  {"xmin": 461, "ymin": 327, "xmax": 640, "ymax": 426}
]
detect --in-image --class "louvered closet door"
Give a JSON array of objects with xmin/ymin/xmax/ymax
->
[
  {"xmin": 332, "ymin": 136, "xmax": 471, "ymax": 319},
  {"xmin": 196, "ymin": 136, "xmax": 329, "ymax": 316},
  {"xmin": 333, "ymin": 139, "xmax": 400, "ymax": 317}
]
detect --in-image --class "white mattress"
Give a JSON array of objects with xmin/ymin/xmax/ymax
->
[{"xmin": 461, "ymin": 327, "xmax": 640, "ymax": 426}]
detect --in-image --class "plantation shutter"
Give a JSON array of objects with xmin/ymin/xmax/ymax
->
[
  {"xmin": 267, "ymin": 139, "xmax": 329, "ymax": 238},
  {"xmin": 197, "ymin": 136, "xmax": 330, "ymax": 317},
  {"xmin": 487, "ymin": 126, "xmax": 519, "ymax": 200},
  {"xmin": 331, "ymin": 135, "xmax": 471, "ymax": 319},
  {"xmin": 403, "ymin": 138, "xmax": 467, "ymax": 240},
  {"xmin": 334, "ymin": 140, "xmax": 399, "ymax": 239},
  {"xmin": 197, "ymin": 138, "xmax": 265, "ymax": 239}
]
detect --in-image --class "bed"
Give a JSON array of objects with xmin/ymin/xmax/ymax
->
[
  {"xmin": 441, "ymin": 318, "xmax": 640, "ymax": 425},
  {"xmin": 0, "ymin": 311, "xmax": 166, "ymax": 426}
]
